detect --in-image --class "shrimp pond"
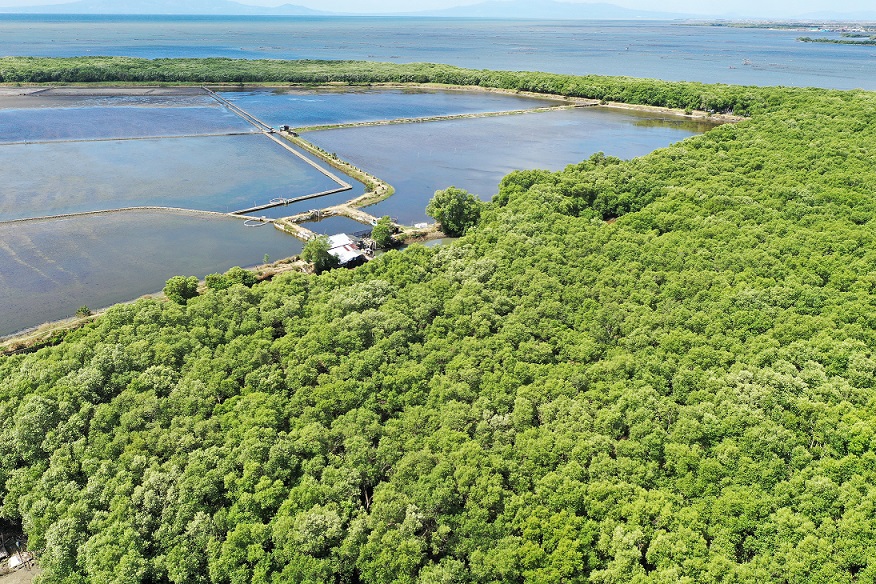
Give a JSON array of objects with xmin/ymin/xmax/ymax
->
[{"xmin": 0, "ymin": 86, "xmax": 713, "ymax": 337}]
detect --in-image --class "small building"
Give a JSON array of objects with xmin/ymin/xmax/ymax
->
[{"xmin": 327, "ymin": 234, "xmax": 368, "ymax": 268}]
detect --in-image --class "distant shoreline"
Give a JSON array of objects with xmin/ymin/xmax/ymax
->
[
  {"xmin": 692, "ymin": 21, "xmax": 876, "ymax": 31},
  {"xmin": 797, "ymin": 36, "xmax": 876, "ymax": 45}
]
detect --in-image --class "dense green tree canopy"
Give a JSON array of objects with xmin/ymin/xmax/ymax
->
[
  {"xmin": 2, "ymin": 63, "xmax": 876, "ymax": 583},
  {"xmin": 301, "ymin": 234, "xmax": 341, "ymax": 274},
  {"xmin": 426, "ymin": 186, "xmax": 483, "ymax": 237},
  {"xmin": 162, "ymin": 275, "xmax": 199, "ymax": 305},
  {"xmin": 206, "ymin": 266, "xmax": 258, "ymax": 291},
  {"xmin": 371, "ymin": 216, "xmax": 395, "ymax": 249}
]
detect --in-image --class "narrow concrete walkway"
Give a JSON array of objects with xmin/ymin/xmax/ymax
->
[{"xmin": 292, "ymin": 103, "xmax": 590, "ymax": 133}]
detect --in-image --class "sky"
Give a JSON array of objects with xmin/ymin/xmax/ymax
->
[{"xmin": 0, "ymin": 0, "xmax": 873, "ymax": 17}]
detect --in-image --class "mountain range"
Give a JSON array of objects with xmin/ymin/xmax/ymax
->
[
  {"xmin": 0, "ymin": 0, "xmax": 326, "ymax": 15},
  {"xmin": 0, "ymin": 0, "xmax": 692, "ymax": 18}
]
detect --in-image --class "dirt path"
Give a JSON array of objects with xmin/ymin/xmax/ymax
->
[{"xmin": 0, "ymin": 565, "xmax": 40, "ymax": 584}]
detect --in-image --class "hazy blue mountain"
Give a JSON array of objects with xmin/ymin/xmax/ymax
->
[
  {"xmin": 0, "ymin": 0, "xmax": 326, "ymax": 15},
  {"xmin": 0, "ymin": 0, "xmax": 694, "ymax": 19},
  {"xmin": 409, "ymin": 1, "xmax": 692, "ymax": 20}
]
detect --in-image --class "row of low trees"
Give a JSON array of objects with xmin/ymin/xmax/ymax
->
[
  {"xmin": 163, "ymin": 267, "xmax": 260, "ymax": 305},
  {"xmin": 2, "ymin": 65, "xmax": 876, "ymax": 582},
  {"xmin": 0, "ymin": 56, "xmax": 832, "ymax": 115}
]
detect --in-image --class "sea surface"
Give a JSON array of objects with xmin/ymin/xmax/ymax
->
[{"xmin": 0, "ymin": 15, "xmax": 874, "ymax": 90}]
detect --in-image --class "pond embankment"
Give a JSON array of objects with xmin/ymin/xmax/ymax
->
[{"xmin": 1, "ymin": 80, "xmax": 736, "ymax": 346}]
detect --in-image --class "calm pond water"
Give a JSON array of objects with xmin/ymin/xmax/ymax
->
[
  {"xmin": 0, "ymin": 16, "xmax": 874, "ymax": 90},
  {"xmin": 0, "ymin": 211, "xmax": 303, "ymax": 337},
  {"xmin": 0, "ymin": 89, "xmax": 256, "ymax": 142},
  {"xmin": 218, "ymin": 87, "xmax": 562, "ymax": 128},
  {"xmin": 302, "ymin": 215, "xmax": 373, "ymax": 236},
  {"xmin": 306, "ymin": 106, "xmax": 709, "ymax": 224},
  {"xmin": 0, "ymin": 103, "xmax": 254, "ymax": 143},
  {"xmin": 0, "ymin": 134, "xmax": 343, "ymax": 220},
  {"xmin": 0, "ymin": 90, "xmax": 209, "ymax": 110}
]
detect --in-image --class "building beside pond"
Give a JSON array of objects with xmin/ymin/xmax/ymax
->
[{"xmin": 327, "ymin": 233, "xmax": 368, "ymax": 267}]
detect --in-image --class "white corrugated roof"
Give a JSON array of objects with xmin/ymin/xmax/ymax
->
[
  {"xmin": 328, "ymin": 233, "xmax": 355, "ymax": 248},
  {"xmin": 327, "ymin": 233, "xmax": 363, "ymax": 265}
]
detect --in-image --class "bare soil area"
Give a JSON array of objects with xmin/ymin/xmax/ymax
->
[{"xmin": 0, "ymin": 565, "xmax": 40, "ymax": 584}]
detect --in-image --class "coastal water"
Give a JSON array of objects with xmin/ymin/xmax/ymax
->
[
  {"xmin": 307, "ymin": 107, "xmax": 708, "ymax": 224},
  {"xmin": 0, "ymin": 16, "xmax": 874, "ymax": 90},
  {"xmin": 0, "ymin": 211, "xmax": 303, "ymax": 337}
]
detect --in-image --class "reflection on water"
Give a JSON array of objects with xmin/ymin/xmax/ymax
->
[
  {"xmin": 307, "ymin": 107, "xmax": 709, "ymax": 225},
  {"xmin": 0, "ymin": 211, "xmax": 304, "ymax": 338}
]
